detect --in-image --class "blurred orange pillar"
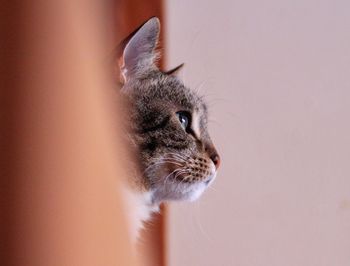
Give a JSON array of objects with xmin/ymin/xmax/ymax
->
[{"xmin": 0, "ymin": 1, "xmax": 137, "ymax": 265}]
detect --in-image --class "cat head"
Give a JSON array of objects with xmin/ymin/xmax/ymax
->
[{"xmin": 118, "ymin": 17, "xmax": 220, "ymax": 204}]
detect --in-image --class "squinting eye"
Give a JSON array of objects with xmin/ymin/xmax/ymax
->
[{"xmin": 176, "ymin": 111, "xmax": 191, "ymax": 131}]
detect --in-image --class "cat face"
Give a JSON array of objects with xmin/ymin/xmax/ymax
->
[{"xmin": 119, "ymin": 18, "xmax": 220, "ymax": 204}]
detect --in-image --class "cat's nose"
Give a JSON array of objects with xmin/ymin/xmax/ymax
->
[
  {"xmin": 210, "ymin": 153, "xmax": 221, "ymax": 170},
  {"xmin": 205, "ymin": 142, "xmax": 221, "ymax": 170}
]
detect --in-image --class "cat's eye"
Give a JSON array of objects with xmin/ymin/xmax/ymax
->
[{"xmin": 176, "ymin": 111, "xmax": 191, "ymax": 131}]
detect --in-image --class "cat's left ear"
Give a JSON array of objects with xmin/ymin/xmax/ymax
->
[{"xmin": 118, "ymin": 17, "xmax": 160, "ymax": 83}]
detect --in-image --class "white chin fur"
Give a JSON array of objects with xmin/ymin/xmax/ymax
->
[
  {"xmin": 151, "ymin": 171, "xmax": 217, "ymax": 203},
  {"xmin": 185, "ymin": 182, "xmax": 208, "ymax": 201}
]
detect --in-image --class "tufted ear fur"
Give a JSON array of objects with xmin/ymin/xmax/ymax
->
[{"xmin": 119, "ymin": 17, "xmax": 160, "ymax": 83}]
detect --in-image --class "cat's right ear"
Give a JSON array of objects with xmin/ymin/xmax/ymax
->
[
  {"xmin": 164, "ymin": 63, "xmax": 184, "ymax": 76},
  {"xmin": 116, "ymin": 17, "xmax": 160, "ymax": 84}
]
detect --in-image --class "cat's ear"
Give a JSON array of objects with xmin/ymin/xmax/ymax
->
[
  {"xmin": 119, "ymin": 17, "xmax": 160, "ymax": 83},
  {"xmin": 164, "ymin": 63, "xmax": 184, "ymax": 76}
]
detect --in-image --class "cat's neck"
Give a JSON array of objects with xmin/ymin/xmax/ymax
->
[{"xmin": 122, "ymin": 183, "xmax": 159, "ymax": 240}]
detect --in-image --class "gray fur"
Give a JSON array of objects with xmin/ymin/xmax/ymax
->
[{"xmin": 119, "ymin": 17, "xmax": 220, "ymax": 204}]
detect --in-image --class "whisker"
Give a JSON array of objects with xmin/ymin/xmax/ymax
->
[
  {"xmin": 163, "ymin": 168, "xmax": 179, "ymax": 185},
  {"xmin": 194, "ymin": 77, "xmax": 215, "ymax": 94},
  {"xmin": 142, "ymin": 161, "xmax": 167, "ymax": 174},
  {"xmin": 164, "ymin": 169, "xmax": 187, "ymax": 186},
  {"xmin": 173, "ymin": 168, "xmax": 190, "ymax": 179},
  {"xmin": 207, "ymin": 185, "xmax": 218, "ymax": 192},
  {"xmin": 156, "ymin": 160, "xmax": 183, "ymax": 166},
  {"xmin": 164, "ymin": 152, "xmax": 189, "ymax": 161},
  {"xmin": 194, "ymin": 201, "xmax": 212, "ymax": 241},
  {"xmin": 143, "ymin": 158, "xmax": 184, "ymax": 174},
  {"xmin": 175, "ymin": 174, "xmax": 192, "ymax": 189}
]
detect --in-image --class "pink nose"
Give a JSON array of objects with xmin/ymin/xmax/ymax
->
[
  {"xmin": 204, "ymin": 141, "xmax": 221, "ymax": 170},
  {"xmin": 210, "ymin": 153, "xmax": 221, "ymax": 170}
]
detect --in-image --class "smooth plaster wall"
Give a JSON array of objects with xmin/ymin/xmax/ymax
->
[{"xmin": 166, "ymin": 1, "xmax": 350, "ymax": 265}]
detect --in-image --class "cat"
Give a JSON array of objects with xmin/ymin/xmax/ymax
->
[{"xmin": 116, "ymin": 17, "xmax": 220, "ymax": 239}]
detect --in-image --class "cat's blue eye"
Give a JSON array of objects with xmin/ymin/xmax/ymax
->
[{"xmin": 176, "ymin": 111, "xmax": 191, "ymax": 131}]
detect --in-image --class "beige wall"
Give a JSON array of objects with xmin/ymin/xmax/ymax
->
[{"xmin": 166, "ymin": 1, "xmax": 350, "ymax": 265}]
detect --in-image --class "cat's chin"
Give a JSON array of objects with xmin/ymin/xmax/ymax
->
[
  {"xmin": 183, "ymin": 182, "xmax": 208, "ymax": 201},
  {"xmin": 151, "ymin": 173, "xmax": 216, "ymax": 204}
]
